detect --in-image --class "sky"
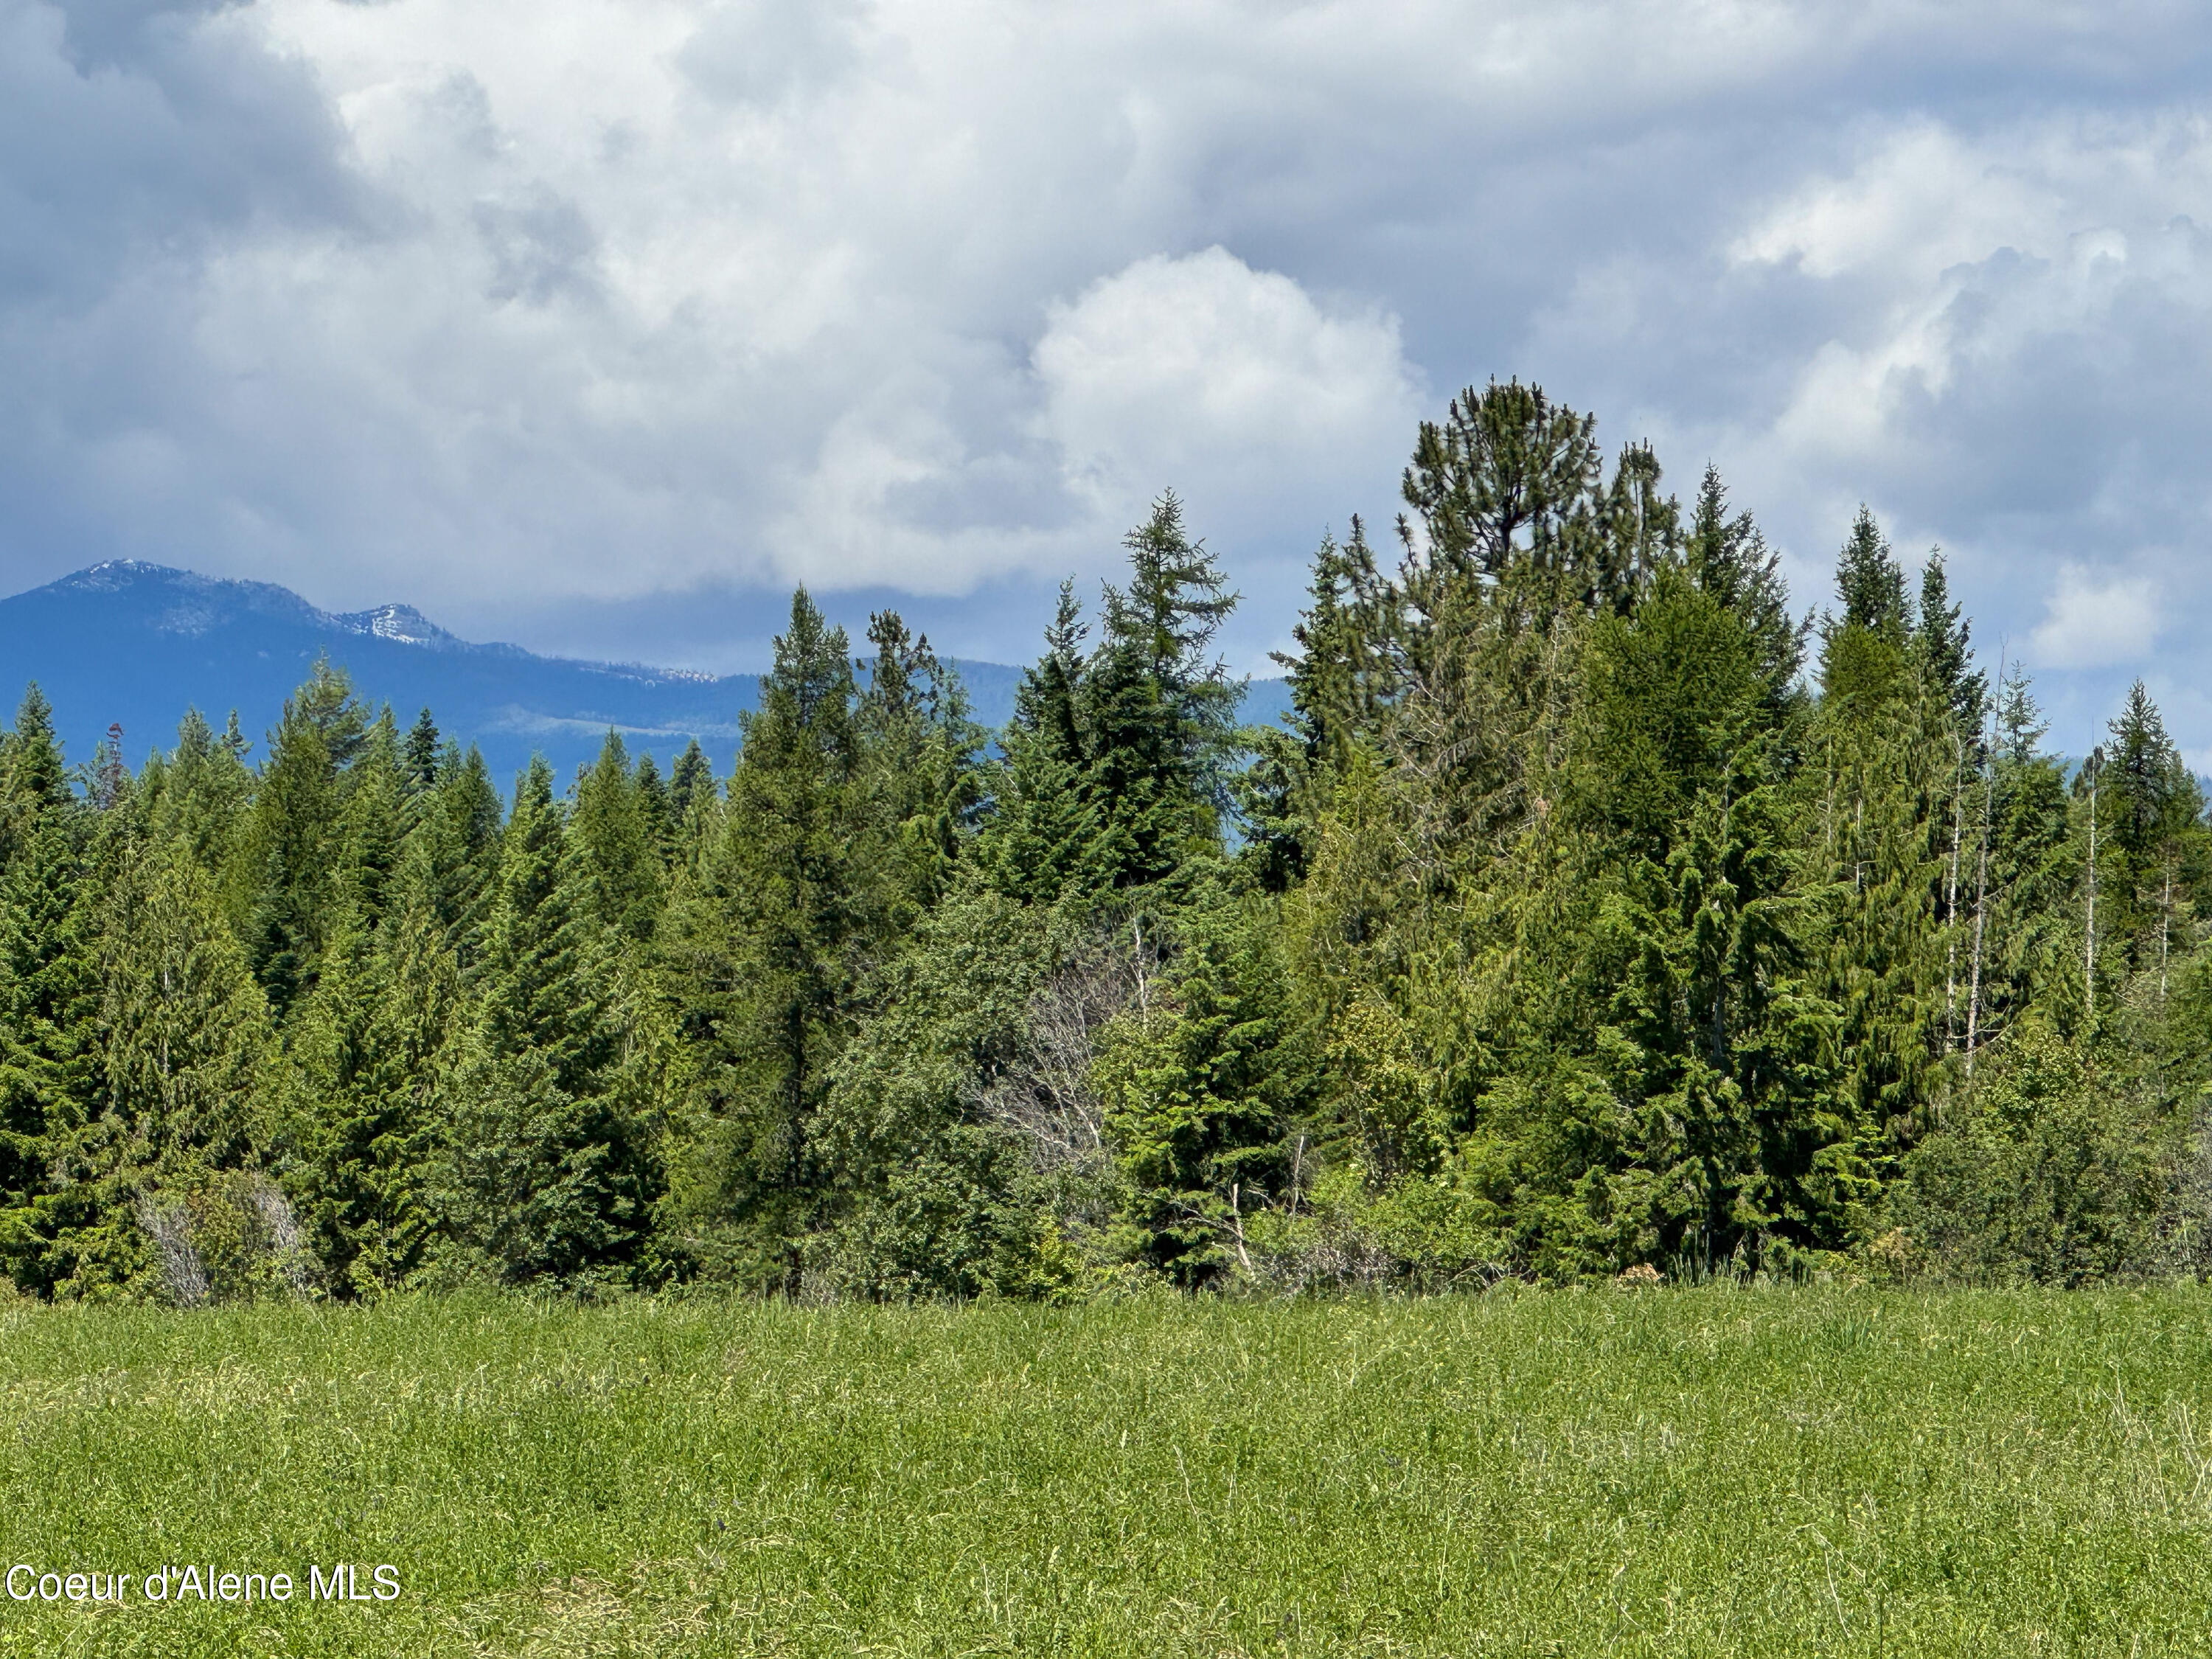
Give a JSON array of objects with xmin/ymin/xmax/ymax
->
[{"xmin": 5, "ymin": 0, "xmax": 2212, "ymax": 759}]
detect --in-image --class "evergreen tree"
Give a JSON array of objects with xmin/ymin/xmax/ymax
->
[
  {"xmin": 860, "ymin": 611, "xmax": 985, "ymax": 915},
  {"xmin": 0, "ymin": 689, "xmax": 101, "ymax": 1295},
  {"xmin": 1685, "ymin": 465, "xmax": 1804, "ymax": 702},
  {"xmin": 1083, "ymin": 493, "xmax": 1244, "ymax": 891},
  {"xmin": 417, "ymin": 742, "xmax": 505, "ymax": 973},
  {"xmin": 634, "ymin": 753, "xmax": 672, "ymax": 864},
  {"xmin": 571, "ymin": 731, "xmax": 663, "ymax": 944},
  {"xmin": 1095, "ymin": 894, "xmax": 1312, "ymax": 1282},
  {"xmin": 403, "ymin": 709, "xmax": 441, "ymax": 795},
  {"xmin": 445, "ymin": 759, "xmax": 660, "ymax": 1285},
  {"xmin": 661, "ymin": 591, "xmax": 882, "ymax": 1289},
  {"xmin": 664, "ymin": 738, "xmax": 720, "ymax": 876},
  {"xmin": 276, "ymin": 897, "xmax": 459, "ymax": 1297},
  {"xmin": 988, "ymin": 582, "xmax": 1110, "ymax": 906},
  {"xmin": 138, "ymin": 709, "xmax": 254, "ymax": 883},
  {"xmin": 1915, "ymin": 550, "xmax": 1987, "ymax": 737},
  {"xmin": 1832, "ymin": 507, "xmax": 1910, "ymax": 638},
  {"xmin": 49, "ymin": 845, "xmax": 274, "ymax": 1299},
  {"xmin": 237, "ymin": 663, "xmax": 371, "ymax": 1015}
]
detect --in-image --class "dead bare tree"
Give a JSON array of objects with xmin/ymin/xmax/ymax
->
[
  {"xmin": 136, "ymin": 1196, "xmax": 209, "ymax": 1308},
  {"xmin": 249, "ymin": 1178, "xmax": 317, "ymax": 1299},
  {"xmin": 970, "ymin": 931, "xmax": 1155, "ymax": 1178}
]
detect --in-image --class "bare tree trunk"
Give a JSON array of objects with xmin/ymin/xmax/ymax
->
[
  {"xmin": 1944, "ymin": 731, "xmax": 1966, "ymax": 1051},
  {"xmin": 2162, "ymin": 860, "xmax": 2174, "ymax": 1002},
  {"xmin": 1964, "ymin": 702, "xmax": 1999, "ymax": 1082},
  {"xmin": 2084, "ymin": 768, "xmax": 2099, "ymax": 1022}
]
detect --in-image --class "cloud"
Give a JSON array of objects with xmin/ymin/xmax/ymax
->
[
  {"xmin": 2030, "ymin": 564, "xmax": 2160, "ymax": 669},
  {"xmin": 1034, "ymin": 248, "xmax": 1422, "ymax": 552},
  {"xmin": 4, "ymin": 0, "xmax": 2212, "ymax": 748}
]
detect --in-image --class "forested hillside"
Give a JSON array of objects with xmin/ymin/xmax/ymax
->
[{"xmin": 3, "ymin": 380, "xmax": 2206, "ymax": 1303}]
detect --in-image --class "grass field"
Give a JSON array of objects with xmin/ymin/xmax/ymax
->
[{"xmin": 4, "ymin": 1287, "xmax": 2212, "ymax": 1656}]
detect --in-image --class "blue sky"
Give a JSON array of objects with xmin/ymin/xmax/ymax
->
[{"xmin": 5, "ymin": 0, "xmax": 2212, "ymax": 759}]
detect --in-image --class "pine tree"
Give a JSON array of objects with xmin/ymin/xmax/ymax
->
[{"xmin": 1398, "ymin": 379, "xmax": 1603, "ymax": 595}]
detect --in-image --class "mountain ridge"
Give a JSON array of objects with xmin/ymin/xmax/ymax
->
[{"xmin": 0, "ymin": 563, "xmax": 1289, "ymax": 783}]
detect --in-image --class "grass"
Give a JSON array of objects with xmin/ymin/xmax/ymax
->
[{"xmin": 3, "ymin": 1287, "xmax": 2212, "ymax": 1655}]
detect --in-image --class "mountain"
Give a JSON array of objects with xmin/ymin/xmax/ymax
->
[{"xmin": 0, "ymin": 563, "xmax": 1293, "ymax": 784}]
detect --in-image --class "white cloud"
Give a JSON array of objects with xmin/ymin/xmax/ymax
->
[
  {"xmin": 8, "ymin": 0, "xmax": 2212, "ymax": 745},
  {"xmin": 2030, "ymin": 564, "xmax": 2160, "ymax": 669},
  {"xmin": 1034, "ymin": 247, "xmax": 1422, "ymax": 540}
]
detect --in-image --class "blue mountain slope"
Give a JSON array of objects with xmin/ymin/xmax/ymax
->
[
  {"xmin": 0, "ymin": 563, "xmax": 1293, "ymax": 785},
  {"xmin": 0, "ymin": 563, "xmax": 762, "ymax": 784}
]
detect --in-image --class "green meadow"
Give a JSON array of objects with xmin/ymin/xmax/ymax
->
[{"xmin": 4, "ymin": 1288, "xmax": 2212, "ymax": 1657}]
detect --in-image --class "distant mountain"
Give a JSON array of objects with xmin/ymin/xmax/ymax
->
[{"xmin": 0, "ymin": 563, "xmax": 1291, "ymax": 785}]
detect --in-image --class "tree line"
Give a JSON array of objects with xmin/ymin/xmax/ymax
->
[{"xmin": 3, "ymin": 379, "xmax": 2208, "ymax": 1302}]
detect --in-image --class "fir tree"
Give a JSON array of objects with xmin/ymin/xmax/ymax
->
[
  {"xmin": 571, "ymin": 731, "xmax": 663, "ymax": 944},
  {"xmin": 445, "ymin": 758, "xmax": 658, "ymax": 1286},
  {"xmin": 988, "ymin": 582, "xmax": 1110, "ymax": 905},
  {"xmin": 662, "ymin": 591, "xmax": 882, "ymax": 1288},
  {"xmin": 237, "ymin": 663, "xmax": 370, "ymax": 1015},
  {"xmin": 417, "ymin": 742, "xmax": 505, "ymax": 973},
  {"xmin": 49, "ymin": 846, "xmax": 274, "ymax": 1299},
  {"xmin": 403, "ymin": 709, "xmax": 441, "ymax": 794},
  {"xmin": 0, "ymin": 689, "xmax": 101, "ymax": 1295},
  {"xmin": 1915, "ymin": 550, "xmax": 1987, "ymax": 737},
  {"xmin": 1083, "ymin": 493, "xmax": 1244, "ymax": 891},
  {"xmin": 1686, "ymin": 465, "xmax": 1804, "ymax": 701},
  {"xmin": 1832, "ymin": 507, "xmax": 1910, "ymax": 638}
]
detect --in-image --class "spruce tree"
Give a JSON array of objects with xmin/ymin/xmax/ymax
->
[
  {"xmin": 0, "ymin": 689, "xmax": 101, "ymax": 1295},
  {"xmin": 276, "ymin": 895, "xmax": 459, "ymax": 1297},
  {"xmin": 417, "ymin": 742, "xmax": 505, "ymax": 974},
  {"xmin": 662, "ymin": 591, "xmax": 880, "ymax": 1287},
  {"xmin": 860, "ymin": 610, "xmax": 984, "ymax": 914},
  {"xmin": 446, "ymin": 758, "xmax": 658, "ymax": 1285},
  {"xmin": 1832, "ymin": 507, "xmax": 1910, "ymax": 638},
  {"xmin": 1686, "ymin": 465, "xmax": 1804, "ymax": 701},
  {"xmin": 238, "ymin": 664, "xmax": 370, "ymax": 1015},
  {"xmin": 403, "ymin": 709, "xmax": 441, "ymax": 794},
  {"xmin": 987, "ymin": 582, "xmax": 1110, "ymax": 905},
  {"xmin": 571, "ymin": 731, "xmax": 663, "ymax": 943},
  {"xmin": 52, "ymin": 845, "xmax": 274, "ymax": 1298},
  {"xmin": 1915, "ymin": 550, "xmax": 1986, "ymax": 736},
  {"xmin": 1083, "ymin": 493, "xmax": 1243, "ymax": 891},
  {"xmin": 138, "ymin": 709, "xmax": 254, "ymax": 883}
]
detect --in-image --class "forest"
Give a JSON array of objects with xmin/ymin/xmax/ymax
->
[{"xmin": 1, "ymin": 379, "xmax": 2205, "ymax": 1304}]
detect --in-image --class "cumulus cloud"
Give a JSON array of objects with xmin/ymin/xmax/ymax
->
[
  {"xmin": 1035, "ymin": 248, "xmax": 1422, "ymax": 550},
  {"xmin": 2030, "ymin": 565, "xmax": 2161, "ymax": 669},
  {"xmin": 5, "ymin": 0, "xmax": 2212, "ymax": 745}
]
